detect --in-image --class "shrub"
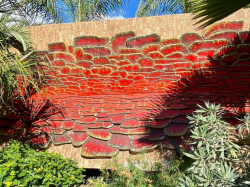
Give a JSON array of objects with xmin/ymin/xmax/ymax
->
[
  {"xmin": 234, "ymin": 113, "xmax": 250, "ymax": 186},
  {"xmin": 86, "ymin": 152, "xmax": 190, "ymax": 187},
  {"xmin": 0, "ymin": 44, "xmax": 51, "ymax": 105},
  {"xmin": 179, "ymin": 102, "xmax": 240, "ymax": 187},
  {"xmin": 0, "ymin": 140, "xmax": 85, "ymax": 187}
]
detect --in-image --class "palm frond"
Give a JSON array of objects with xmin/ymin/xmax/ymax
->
[
  {"xmin": 0, "ymin": 0, "xmax": 61, "ymax": 25},
  {"xmin": 0, "ymin": 13, "xmax": 30, "ymax": 51},
  {"xmin": 191, "ymin": 0, "xmax": 250, "ymax": 29},
  {"xmin": 60, "ymin": 0, "xmax": 129, "ymax": 22},
  {"xmin": 245, "ymin": 4, "xmax": 250, "ymax": 8},
  {"xmin": 136, "ymin": 0, "xmax": 192, "ymax": 17},
  {"xmin": 0, "ymin": 41, "xmax": 56, "ymax": 108}
]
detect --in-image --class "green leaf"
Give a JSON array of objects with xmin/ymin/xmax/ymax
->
[
  {"xmin": 18, "ymin": 171, "xmax": 26, "ymax": 177},
  {"xmin": 191, "ymin": 0, "xmax": 250, "ymax": 28},
  {"xmin": 0, "ymin": 141, "xmax": 84, "ymax": 186}
]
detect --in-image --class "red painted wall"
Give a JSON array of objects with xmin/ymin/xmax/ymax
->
[{"xmin": 1, "ymin": 21, "xmax": 250, "ymax": 158}]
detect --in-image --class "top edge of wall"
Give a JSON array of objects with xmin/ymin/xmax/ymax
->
[
  {"xmin": 29, "ymin": 8, "xmax": 250, "ymax": 50},
  {"xmin": 30, "ymin": 12, "xmax": 195, "ymax": 27}
]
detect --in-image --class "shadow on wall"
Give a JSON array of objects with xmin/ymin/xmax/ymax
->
[{"xmin": 140, "ymin": 31, "xmax": 250, "ymax": 153}]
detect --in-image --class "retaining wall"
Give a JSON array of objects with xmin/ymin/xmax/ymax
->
[{"xmin": 0, "ymin": 11, "xmax": 250, "ymax": 168}]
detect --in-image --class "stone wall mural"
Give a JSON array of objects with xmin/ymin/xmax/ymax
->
[{"xmin": 1, "ymin": 21, "xmax": 250, "ymax": 161}]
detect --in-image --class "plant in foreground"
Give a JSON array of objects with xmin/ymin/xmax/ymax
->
[
  {"xmin": 179, "ymin": 102, "xmax": 240, "ymax": 187},
  {"xmin": 85, "ymin": 103, "xmax": 250, "ymax": 187},
  {"xmin": 86, "ymin": 152, "xmax": 191, "ymax": 187},
  {"xmin": 0, "ymin": 39, "xmax": 57, "ymax": 115},
  {"xmin": 233, "ymin": 113, "xmax": 250, "ymax": 186},
  {"xmin": 0, "ymin": 140, "xmax": 85, "ymax": 186},
  {"xmin": 191, "ymin": 0, "xmax": 250, "ymax": 28}
]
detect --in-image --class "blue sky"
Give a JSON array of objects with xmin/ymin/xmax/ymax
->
[
  {"xmin": 61, "ymin": 0, "xmax": 141, "ymax": 23},
  {"xmin": 60, "ymin": 1, "xmax": 185, "ymax": 23},
  {"xmin": 122, "ymin": 0, "xmax": 141, "ymax": 18}
]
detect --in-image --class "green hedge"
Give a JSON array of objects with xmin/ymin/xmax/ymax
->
[{"xmin": 0, "ymin": 140, "xmax": 85, "ymax": 187}]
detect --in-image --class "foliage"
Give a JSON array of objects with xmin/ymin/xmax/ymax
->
[
  {"xmin": 0, "ymin": 13, "xmax": 30, "ymax": 51},
  {"xmin": 0, "ymin": 0, "xmax": 196, "ymax": 23},
  {"xmin": 50, "ymin": 0, "xmax": 193, "ymax": 22},
  {"xmin": 58, "ymin": 0, "xmax": 130, "ymax": 22},
  {"xmin": 86, "ymin": 153, "xmax": 191, "ymax": 187},
  {"xmin": 2, "ymin": 0, "xmax": 250, "ymax": 28},
  {"xmin": 0, "ymin": 40, "xmax": 51, "ymax": 108},
  {"xmin": 0, "ymin": 0, "xmax": 61, "ymax": 25},
  {"xmin": 236, "ymin": 113, "xmax": 250, "ymax": 142},
  {"xmin": 0, "ymin": 2, "xmax": 57, "ymax": 109},
  {"xmin": 191, "ymin": 0, "xmax": 250, "ymax": 28},
  {"xmin": 84, "ymin": 103, "xmax": 250, "ymax": 187},
  {"xmin": 136, "ymin": 0, "xmax": 192, "ymax": 17},
  {"xmin": 57, "ymin": 0, "xmax": 196, "ymax": 22},
  {"xmin": 234, "ymin": 145, "xmax": 250, "ymax": 186},
  {"xmin": 234, "ymin": 114, "xmax": 250, "ymax": 186},
  {"xmin": 179, "ymin": 102, "xmax": 240, "ymax": 187},
  {"xmin": 0, "ymin": 140, "xmax": 85, "ymax": 187},
  {"xmin": 0, "ymin": 0, "xmax": 129, "ymax": 23}
]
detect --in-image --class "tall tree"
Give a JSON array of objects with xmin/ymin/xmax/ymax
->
[
  {"xmin": 0, "ymin": 0, "xmax": 130, "ymax": 23},
  {"xmin": 0, "ymin": 0, "xmax": 197, "ymax": 24}
]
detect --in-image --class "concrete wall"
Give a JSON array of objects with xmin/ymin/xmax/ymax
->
[{"xmin": 1, "ymin": 9, "xmax": 249, "ymax": 169}]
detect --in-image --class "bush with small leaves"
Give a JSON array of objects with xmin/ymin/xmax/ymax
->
[
  {"xmin": 234, "ymin": 113, "xmax": 250, "ymax": 186},
  {"xmin": 0, "ymin": 140, "xmax": 85, "ymax": 187},
  {"xmin": 179, "ymin": 102, "xmax": 240, "ymax": 187},
  {"xmin": 86, "ymin": 153, "xmax": 190, "ymax": 187}
]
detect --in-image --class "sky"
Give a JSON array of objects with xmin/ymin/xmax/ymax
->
[
  {"xmin": 122, "ymin": 0, "xmax": 141, "ymax": 19},
  {"xmin": 61, "ymin": 0, "xmax": 141, "ymax": 23},
  {"xmin": 113, "ymin": 0, "xmax": 183, "ymax": 19},
  {"xmin": 60, "ymin": 0, "xmax": 184, "ymax": 23}
]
